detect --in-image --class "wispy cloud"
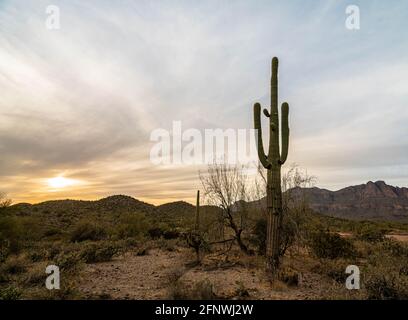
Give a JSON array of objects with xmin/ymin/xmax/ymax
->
[{"xmin": 0, "ymin": 0, "xmax": 407, "ymax": 203}]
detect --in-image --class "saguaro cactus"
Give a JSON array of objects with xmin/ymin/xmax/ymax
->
[
  {"xmin": 253, "ymin": 57, "xmax": 289, "ymax": 273},
  {"xmin": 186, "ymin": 190, "xmax": 203, "ymax": 263},
  {"xmin": 195, "ymin": 190, "xmax": 200, "ymax": 231}
]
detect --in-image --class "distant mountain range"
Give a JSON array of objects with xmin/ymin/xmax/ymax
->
[
  {"xmin": 288, "ymin": 180, "xmax": 408, "ymax": 221},
  {"xmin": 8, "ymin": 181, "xmax": 408, "ymax": 222}
]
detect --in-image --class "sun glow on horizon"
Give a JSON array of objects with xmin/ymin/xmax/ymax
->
[{"xmin": 47, "ymin": 176, "xmax": 79, "ymax": 189}]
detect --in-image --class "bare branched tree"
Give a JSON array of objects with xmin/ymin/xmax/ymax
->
[
  {"xmin": 254, "ymin": 163, "xmax": 316, "ymax": 257},
  {"xmin": 280, "ymin": 164, "xmax": 316, "ymax": 255},
  {"xmin": 199, "ymin": 163, "xmax": 251, "ymax": 254},
  {"xmin": 0, "ymin": 192, "xmax": 11, "ymax": 211}
]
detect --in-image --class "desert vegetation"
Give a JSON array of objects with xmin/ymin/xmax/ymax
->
[
  {"xmin": 1, "ymin": 57, "xmax": 407, "ymax": 301},
  {"xmin": 1, "ymin": 163, "xmax": 408, "ymax": 300}
]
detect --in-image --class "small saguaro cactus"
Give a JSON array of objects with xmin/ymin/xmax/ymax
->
[
  {"xmin": 186, "ymin": 190, "xmax": 204, "ymax": 263},
  {"xmin": 195, "ymin": 190, "xmax": 200, "ymax": 231},
  {"xmin": 253, "ymin": 57, "xmax": 290, "ymax": 274}
]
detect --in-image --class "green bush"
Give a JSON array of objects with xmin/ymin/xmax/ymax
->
[
  {"xmin": 381, "ymin": 239, "xmax": 408, "ymax": 258},
  {"xmin": 363, "ymin": 246, "xmax": 408, "ymax": 300},
  {"xmin": 148, "ymin": 227, "xmax": 164, "ymax": 239},
  {"xmin": 43, "ymin": 227, "xmax": 63, "ymax": 238},
  {"xmin": 113, "ymin": 213, "xmax": 150, "ymax": 239},
  {"xmin": 169, "ymin": 279, "xmax": 215, "ymax": 300},
  {"xmin": 356, "ymin": 227, "xmax": 386, "ymax": 243},
  {"xmin": 80, "ymin": 243, "xmax": 118, "ymax": 263},
  {"xmin": 312, "ymin": 258, "xmax": 352, "ymax": 283},
  {"xmin": 278, "ymin": 267, "xmax": 300, "ymax": 287},
  {"xmin": 0, "ymin": 217, "xmax": 22, "ymax": 258},
  {"xmin": 24, "ymin": 262, "xmax": 48, "ymax": 286},
  {"xmin": 163, "ymin": 230, "xmax": 180, "ymax": 239},
  {"xmin": 70, "ymin": 221, "xmax": 107, "ymax": 242},
  {"xmin": 0, "ymin": 240, "xmax": 11, "ymax": 263},
  {"xmin": 54, "ymin": 251, "xmax": 82, "ymax": 271},
  {"xmin": 309, "ymin": 230, "xmax": 355, "ymax": 259},
  {"xmin": 365, "ymin": 271, "xmax": 408, "ymax": 300},
  {"xmin": 0, "ymin": 286, "xmax": 21, "ymax": 300},
  {"xmin": 1, "ymin": 255, "xmax": 28, "ymax": 274}
]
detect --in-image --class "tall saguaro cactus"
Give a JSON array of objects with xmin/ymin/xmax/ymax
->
[{"xmin": 253, "ymin": 57, "xmax": 289, "ymax": 273}]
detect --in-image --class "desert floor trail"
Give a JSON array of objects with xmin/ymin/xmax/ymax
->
[
  {"xmin": 79, "ymin": 248, "xmax": 188, "ymax": 299},
  {"xmin": 77, "ymin": 245, "xmax": 353, "ymax": 300}
]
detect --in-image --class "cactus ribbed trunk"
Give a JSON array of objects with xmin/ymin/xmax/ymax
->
[
  {"xmin": 266, "ymin": 167, "xmax": 282, "ymax": 272},
  {"xmin": 253, "ymin": 57, "xmax": 290, "ymax": 275}
]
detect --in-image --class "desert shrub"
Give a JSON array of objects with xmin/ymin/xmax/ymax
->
[
  {"xmin": 356, "ymin": 226, "xmax": 386, "ymax": 243},
  {"xmin": 29, "ymin": 242, "xmax": 67, "ymax": 262},
  {"xmin": 148, "ymin": 227, "xmax": 164, "ymax": 239},
  {"xmin": 279, "ymin": 211, "xmax": 302, "ymax": 256},
  {"xmin": 365, "ymin": 270, "xmax": 408, "ymax": 300},
  {"xmin": 169, "ymin": 279, "xmax": 215, "ymax": 300},
  {"xmin": 29, "ymin": 250, "xmax": 46, "ymax": 263},
  {"xmin": 400, "ymin": 265, "xmax": 408, "ymax": 276},
  {"xmin": 0, "ymin": 286, "xmax": 21, "ymax": 300},
  {"xmin": 278, "ymin": 267, "xmax": 300, "ymax": 286},
  {"xmin": 122, "ymin": 237, "xmax": 139, "ymax": 248},
  {"xmin": 54, "ymin": 251, "xmax": 82, "ymax": 271},
  {"xmin": 163, "ymin": 229, "xmax": 180, "ymax": 239},
  {"xmin": 192, "ymin": 279, "xmax": 216, "ymax": 299},
  {"xmin": 43, "ymin": 227, "xmax": 63, "ymax": 238},
  {"xmin": 157, "ymin": 238, "xmax": 178, "ymax": 252},
  {"xmin": 27, "ymin": 242, "xmax": 64, "ymax": 262},
  {"xmin": 24, "ymin": 262, "xmax": 48, "ymax": 286},
  {"xmin": 234, "ymin": 281, "xmax": 250, "ymax": 298},
  {"xmin": 113, "ymin": 213, "xmax": 150, "ymax": 239},
  {"xmin": 309, "ymin": 230, "xmax": 355, "ymax": 259},
  {"xmin": 363, "ymin": 247, "xmax": 408, "ymax": 300},
  {"xmin": 0, "ymin": 216, "xmax": 42, "ymax": 248},
  {"xmin": 0, "ymin": 217, "xmax": 22, "ymax": 258},
  {"xmin": 18, "ymin": 217, "xmax": 43, "ymax": 241},
  {"xmin": 70, "ymin": 221, "xmax": 107, "ymax": 242},
  {"xmin": 312, "ymin": 258, "xmax": 352, "ymax": 284},
  {"xmin": 80, "ymin": 243, "xmax": 118, "ymax": 263},
  {"xmin": 30, "ymin": 280, "xmax": 81, "ymax": 300},
  {"xmin": 135, "ymin": 246, "xmax": 149, "ymax": 256},
  {"xmin": 0, "ymin": 240, "xmax": 11, "ymax": 263},
  {"xmin": 0, "ymin": 272, "xmax": 8, "ymax": 283},
  {"xmin": 1, "ymin": 255, "xmax": 28, "ymax": 274},
  {"xmin": 381, "ymin": 239, "xmax": 408, "ymax": 258}
]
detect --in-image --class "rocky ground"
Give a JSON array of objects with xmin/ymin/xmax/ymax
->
[{"xmin": 77, "ymin": 245, "xmax": 360, "ymax": 300}]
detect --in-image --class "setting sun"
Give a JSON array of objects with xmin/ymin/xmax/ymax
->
[{"xmin": 47, "ymin": 176, "xmax": 78, "ymax": 189}]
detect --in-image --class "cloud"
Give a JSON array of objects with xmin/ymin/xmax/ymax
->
[{"xmin": 0, "ymin": 0, "xmax": 407, "ymax": 203}]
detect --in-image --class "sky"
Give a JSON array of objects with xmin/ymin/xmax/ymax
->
[{"xmin": 0, "ymin": 0, "xmax": 407, "ymax": 204}]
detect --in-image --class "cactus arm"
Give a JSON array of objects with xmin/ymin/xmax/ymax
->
[
  {"xmin": 279, "ymin": 102, "xmax": 289, "ymax": 164},
  {"xmin": 263, "ymin": 109, "xmax": 270, "ymax": 117},
  {"xmin": 254, "ymin": 102, "xmax": 271, "ymax": 169}
]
